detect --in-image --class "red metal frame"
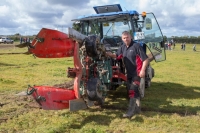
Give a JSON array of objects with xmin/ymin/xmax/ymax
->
[
  {"xmin": 27, "ymin": 28, "xmax": 127, "ymax": 110},
  {"xmin": 73, "ymin": 41, "xmax": 82, "ymax": 99}
]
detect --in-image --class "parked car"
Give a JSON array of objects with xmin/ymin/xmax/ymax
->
[{"xmin": 0, "ymin": 37, "xmax": 14, "ymax": 44}]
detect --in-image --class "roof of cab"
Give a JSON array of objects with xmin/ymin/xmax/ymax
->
[{"xmin": 72, "ymin": 4, "xmax": 139, "ymax": 21}]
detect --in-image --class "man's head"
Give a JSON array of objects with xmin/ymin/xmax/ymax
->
[{"xmin": 122, "ymin": 31, "xmax": 132, "ymax": 46}]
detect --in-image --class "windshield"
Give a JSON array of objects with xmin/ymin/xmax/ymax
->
[
  {"xmin": 102, "ymin": 21, "xmax": 131, "ymax": 37},
  {"xmin": 101, "ymin": 21, "xmax": 131, "ymax": 47},
  {"xmin": 80, "ymin": 20, "xmax": 131, "ymax": 47}
]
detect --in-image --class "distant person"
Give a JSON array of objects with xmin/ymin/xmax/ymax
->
[
  {"xmin": 183, "ymin": 43, "xmax": 186, "ymax": 51},
  {"xmin": 20, "ymin": 37, "xmax": 23, "ymax": 44},
  {"xmin": 181, "ymin": 43, "xmax": 183, "ymax": 50},
  {"xmin": 193, "ymin": 44, "xmax": 196, "ymax": 51},
  {"xmin": 173, "ymin": 41, "xmax": 176, "ymax": 50},
  {"xmin": 165, "ymin": 42, "xmax": 168, "ymax": 50},
  {"xmin": 170, "ymin": 39, "xmax": 175, "ymax": 49},
  {"xmin": 168, "ymin": 41, "xmax": 171, "ymax": 50},
  {"xmin": 24, "ymin": 37, "xmax": 27, "ymax": 43},
  {"xmin": 27, "ymin": 37, "xmax": 30, "ymax": 43}
]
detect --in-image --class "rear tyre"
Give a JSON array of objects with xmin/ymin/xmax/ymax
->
[
  {"xmin": 145, "ymin": 77, "xmax": 151, "ymax": 88},
  {"xmin": 152, "ymin": 68, "xmax": 155, "ymax": 77}
]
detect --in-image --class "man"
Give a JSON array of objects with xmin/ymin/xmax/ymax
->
[{"xmin": 106, "ymin": 31, "xmax": 149, "ymax": 118}]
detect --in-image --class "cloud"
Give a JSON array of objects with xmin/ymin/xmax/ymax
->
[
  {"xmin": 47, "ymin": 0, "xmax": 90, "ymax": 7},
  {"xmin": 133, "ymin": 0, "xmax": 200, "ymax": 37}
]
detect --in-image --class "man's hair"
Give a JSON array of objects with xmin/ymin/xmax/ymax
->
[{"xmin": 122, "ymin": 31, "xmax": 131, "ymax": 36}]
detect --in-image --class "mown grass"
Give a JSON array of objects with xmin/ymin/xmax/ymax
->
[{"xmin": 0, "ymin": 43, "xmax": 200, "ymax": 133}]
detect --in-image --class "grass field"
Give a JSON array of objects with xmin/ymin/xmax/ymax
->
[{"xmin": 0, "ymin": 43, "xmax": 200, "ymax": 133}]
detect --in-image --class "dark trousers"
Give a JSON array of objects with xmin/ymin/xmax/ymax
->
[{"xmin": 127, "ymin": 76, "xmax": 141, "ymax": 98}]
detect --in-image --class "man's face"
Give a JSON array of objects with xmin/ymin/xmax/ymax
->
[{"xmin": 122, "ymin": 34, "xmax": 132, "ymax": 46}]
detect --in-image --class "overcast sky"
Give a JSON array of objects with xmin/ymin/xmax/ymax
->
[{"xmin": 1, "ymin": 0, "xmax": 200, "ymax": 37}]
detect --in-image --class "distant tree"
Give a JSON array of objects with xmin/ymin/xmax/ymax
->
[
  {"xmin": 170, "ymin": 36, "xmax": 200, "ymax": 44},
  {"xmin": 15, "ymin": 33, "xmax": 21, "ymax": 36}
]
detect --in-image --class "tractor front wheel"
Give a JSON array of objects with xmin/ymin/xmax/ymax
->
[{"xmin": 87, "ymin": 78, "xmax": 104, "ymax": 106}]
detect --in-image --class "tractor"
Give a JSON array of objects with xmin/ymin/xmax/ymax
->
[{"xmin": 20, "ymin": 4, "xmax": 166, "ymax": 111}]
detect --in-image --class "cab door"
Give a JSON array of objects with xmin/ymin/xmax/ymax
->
[{"xmin": 137, "ymin": 13, "xmax": 166, "ymax": 62}]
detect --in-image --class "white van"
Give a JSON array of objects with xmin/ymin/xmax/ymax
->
[{"xmin": 0, "ymin": 37, "xmax": 14, "ymax": 44}]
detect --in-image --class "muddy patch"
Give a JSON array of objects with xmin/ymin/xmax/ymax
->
[{"xmin": 0, "ymin": 93, "xmax": 41, "ymax": 124}]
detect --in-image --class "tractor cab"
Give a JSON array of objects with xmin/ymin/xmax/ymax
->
[{"xmin": 72, "ymin": 4, "xmax": 166, "ymax": 62}]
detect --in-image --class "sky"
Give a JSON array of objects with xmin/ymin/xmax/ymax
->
[{"xmin": 1, "ymin": 0, "xmax": 200, "ymax": 37}]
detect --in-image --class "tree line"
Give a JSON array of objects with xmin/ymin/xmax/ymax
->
[
  {"xmin": 3, "ymin": 32, "xmax": 200, "ymax": 44},
  {"xmin": 164, "ymin": 36, "xmax": 200, "ymax": 44}
]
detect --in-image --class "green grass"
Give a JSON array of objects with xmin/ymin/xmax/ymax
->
[{"xmin": 0, "ymin": 44, "xmax": 200, "ymax": 133}]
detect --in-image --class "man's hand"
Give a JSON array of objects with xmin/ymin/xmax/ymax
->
[
  {"xmin": 139, "ymin": 70, "xmax": 145, "ymax": 78},
  {"xmin": 106, "ymin": 52, "xmax": 116, "ymax": 58}
]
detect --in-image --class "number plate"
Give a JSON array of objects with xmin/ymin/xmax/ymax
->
[{"xmin": 134, "ymin": 32, "xmax": 145, "ymax": 40}]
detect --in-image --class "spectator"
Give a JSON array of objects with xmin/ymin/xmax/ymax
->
[
  {"xmin": 193, "ymin": 44, "xmax": 196, "ymax": 51},
  {"xmin": 165, "ymin": 42, "xmax": 168, "ymax": 50},
  {"xmin": 27, "ymin": 37, "xmax": 30, "ymax": 43},
  {"xmin": 168, "ymin": 41, "xmax": 171, "ymax": 50},
  {"xmin": 183, "ymin": 42, "xmax": 186, "ymax": 51},
  {"xmin": 24, "ymin": 37, "xmax": 27, "ymax": 43},
  {"xmin": 20, "ymin": 36, "xmax": 23, "ymax": 44},
  {"xmin": 181, "ymin": 43, "xmax": 183, "ymax": 50},
  {"xmin": 173, "ymin": 41, "xmax": 176, "ymax": 50}
]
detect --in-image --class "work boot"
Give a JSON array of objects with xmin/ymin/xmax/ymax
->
[
  {"xmin": 123, "ymin": 98, "xmax": 137, "ymax": 118},
  {"xmin": 135, "ymin": 97, "xmax": 141, "ymax": 114}
]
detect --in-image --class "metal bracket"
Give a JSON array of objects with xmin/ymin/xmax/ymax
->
[{"xmin": 69, "ymin": 99, "xmax": 87, "ymax": 111}]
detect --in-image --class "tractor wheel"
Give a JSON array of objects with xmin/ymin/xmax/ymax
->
[
  {"xmin": 87, "ymin": 78, "xmax": 103, "ymax": 106},
  {"xmin": 145, "ymin": 77, "xmax": 151, "ymax": 88},
  {"xmin": 152, "ymin": 68, "xmax": 155, "ymax": 78}
]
